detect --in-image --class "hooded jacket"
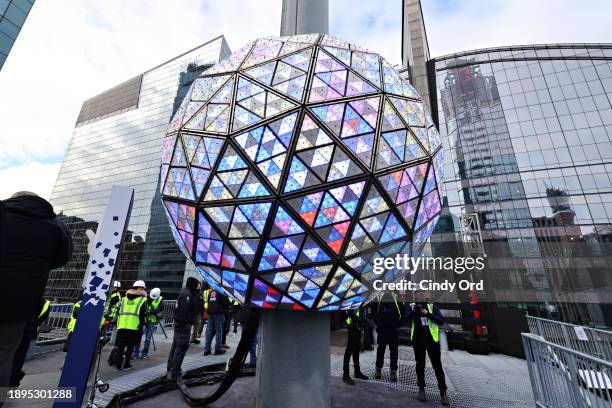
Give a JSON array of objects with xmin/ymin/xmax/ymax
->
[
  {"xmin": 0, "ymin": 195, "xmax": 73, "ymax": 322},
  {"xmin": 173, "ymin": 277, "xmax": 199, "ymax": 325}
]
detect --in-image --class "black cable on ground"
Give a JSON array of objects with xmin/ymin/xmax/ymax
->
[{"xmin": 106, "ymin": 308, "xmax": 259, "ymax": 407}]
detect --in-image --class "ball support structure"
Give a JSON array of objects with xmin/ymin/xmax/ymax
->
[{"xmin": 161, "ymin": 34, "xmax": 443, "ymax": 311}]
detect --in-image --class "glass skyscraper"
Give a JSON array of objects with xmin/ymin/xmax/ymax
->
[
  {"xmin": 0, "ymin": 0, "xmax": 34, "ymax": 69},
  {"xmin": 429, "ymin": 44, "xmax": 612, "ymax": 328},
  {"xmin": 47, "ymin": 36, "xmax": 231, "ymax": 301}
]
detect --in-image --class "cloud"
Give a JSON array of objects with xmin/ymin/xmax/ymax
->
[
  {"xmin": 0, "ymin": 162, "xmax": 60, "ymax": 200},
  {"xmin": 422, "ymin": 0, "xmax": 612, "ymax": 57}
]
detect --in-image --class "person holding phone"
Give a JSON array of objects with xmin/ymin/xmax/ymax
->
[{"xmin": 406, "ymin": 291, "xmax": 449, "ymax": 406}]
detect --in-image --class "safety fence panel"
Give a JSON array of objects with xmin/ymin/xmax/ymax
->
[
  {"xmin": 36, "ymin": 303, "xmax": 73, "ymax": 345},
  {"xmin": 160, "ymin": 299, "xmax": 176, "ymax": 327},
  {"xmin": 522, "ymin": 333, "xmax": 612, "ymax": 408},
  {"xmin": 527, "ymin": 316, "xmax": 612, "ymax": 362}
]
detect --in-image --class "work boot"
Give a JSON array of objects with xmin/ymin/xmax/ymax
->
[
  {"xmin": 221, "ymin": 343, "xmax": 230, "ymax": 349},
  {"xmin": 374, "ymin": 368, "xmax": 382, "ymax": 379},
  {"xmin": 342, "ymin": 373, "xmax": 355, "ymax": 385},
  {"xmin": 390, "ymin": 370, "xmax": 398, "ymax": 382},
  {"xmin": 417, "ymin": 387, "xmax": 426, "ymax": 402},
  {"xmin": 354, "ymin": 370, "xmax": 369, "ymax": 380},
  {"xmin": 213, "ymin": 349, "xmax": 226, "ymax": 355},
  {"xmin": 123, "ymin": 364, "xmax": 133, "ymax": 371},
  {"xmin": 440, "ymin": 391, "xmax": 449, "ymax": 406},
  {"xmin": 203, "ymin": 350, "xmax": 211, "ymax": 356}
]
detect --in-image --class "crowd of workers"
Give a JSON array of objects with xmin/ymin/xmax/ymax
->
[{"xmin": 62, "ymin": 276, "xmax": 253, "ymax": 380}]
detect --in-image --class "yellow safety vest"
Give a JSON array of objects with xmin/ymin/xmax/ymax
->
[
  {"xmin": 117, "ymin": 296, "xmax": 146, "ymax": 331},
  {"xmin": 345, "ymin": 309, "xmax": 360, "ymax": 326},
  {"xmin": 410, "ymin": 304, "xmax": 440, "ymax": 343},
  {"xmin": 67, "ymin": 301, "xmax": 81, "ymax": 333},
  {"xmin": 203, "ymin": 289, "xmax": 210, "ymax": 309},
  {"xmin": 149, "ymin": 297, "xmax": 163, "ymax": 324},
  {"xmin": 39, "ymin": 300, "xmax": 51, "ymax": 319}
]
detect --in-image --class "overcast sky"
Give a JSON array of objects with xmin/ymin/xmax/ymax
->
[{"xmin": 1, "ymin": 0, "xmax": 611, "ymax": 200}]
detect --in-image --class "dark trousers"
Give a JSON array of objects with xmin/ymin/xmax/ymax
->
[
  {"xmin": 115, "ymin": 345, "xmax": 134, "ymax": 368},
  {"xmin": 376, "ymin": 332, "xmax": 399, "ymax": 371},
  {"xmin": 191, "ymin": 314, "xmax": 202, "ymax": 341},
  {"xmin": 222, "ymin": 311, "xmax": 231, "ymax": 344},
  {"xmin": 0, "ymin": 320, "xmax": 28, "ymax": 394},
  {"xmin": 205, "ymin": 313, "xmax": 225, "ymax": 353},
  {"xmin": 413, "ymin": 343, "xmax": 447, "ymax": 391},
  {"xmin": 9, "ymin": 319, "xmax": 35, "ymax": 386},
  {"xmin": 167, "ymin": 322, "xmax": 192, "ymax": 377},
  {"xmin": 343, "ymin": 329, "xmax": 362, "ymax": 375}
]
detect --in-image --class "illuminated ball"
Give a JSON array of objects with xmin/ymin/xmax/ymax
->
[{"xmin": 161, "ymin": 34, "xmax": 443, "ymax": 311}]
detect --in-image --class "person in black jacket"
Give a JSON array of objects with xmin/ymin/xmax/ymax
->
[
  {"xmin": 342, "ymin": 307, "xmax": 369, "ymax": 385},
  {"xmin": 406, "ymin": 291, "xmax": 449, "ymax": 406},
  {"xmin": 373, "ymin": 293, "xmax": 404, "ymax": 382},
  {"xmin": 0, "ymin": 192, "xmax": 72, "ymax": 392},
  {"xmin": 190, "ymin": 282, "xmax": 203, "ymax": 345},
  {"xmin": 203, "ymin": 289, "xmax": 229, "ymax": 356},
  {"xmin": 166, "ymin": 277, "xmax": 198, "ymax": 380}
]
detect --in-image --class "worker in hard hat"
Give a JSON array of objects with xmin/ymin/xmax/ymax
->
[
  {"xmin": 104, "ymin": 281, "xmax": 122, "ymax": 330},
  {"xmin": 110, "ymin": 281, "xmax": 147, "ymax": 370},
  {"xmin": 132, "ymin": 287, "xmax": 163, "ymax": 359}
]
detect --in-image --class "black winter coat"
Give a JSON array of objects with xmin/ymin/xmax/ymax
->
[
  {"xmin": 207, "ymin": 290, "xmax": 230, "ymax": 315},
  {"xmin": 173, "ymin": 277, "xmax": 199, "ymax": 325},
  {"xmin": 0, "ymin": 195, "xmax": 73, "ymax": 322}
]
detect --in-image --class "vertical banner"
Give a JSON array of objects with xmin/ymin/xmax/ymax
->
[{"xmin": 54, "ymin": 186, "xmax": 134, "ymax": 408}]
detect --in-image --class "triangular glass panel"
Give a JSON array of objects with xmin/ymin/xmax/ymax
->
[
  {"xmin": 350, "ymin": 50, "xmax": 381, "ymax": 88},
  {"xmin": 191, "ymin": 74, "xmax": 232, "ymax": 102},
  {"xmin": 241, "ymin": 39, "xmax": 283, "ymax": 69},
  {"xmin": 388, "ymin": 96, "xmax": 426, "ymax": 127}
]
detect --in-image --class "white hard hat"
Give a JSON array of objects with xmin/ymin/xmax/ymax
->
[
  {"xmin": 133, "ymin": 280, "xmax": 146, "ymax": 288},
  {"xmin": 150, "ymin": 288, "xmax": 161, "ymax": 299},
  {"xmin": 113, "ymin": 281, "xmax": 121, "ymax": 288}
]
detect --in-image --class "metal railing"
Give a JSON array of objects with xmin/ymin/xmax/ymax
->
[
  {"xmin": 527, "ymin": 316, "xmax": 612, "ymax": 362},
  {"xmin": 36, "ymin": 303, "xmax": 73, "ymax": 345},
  {"xmin": 522, "ymin": 333, "xmax": 612, "ymax": 408},
  {"xmin": 160, "ymin": 299, "xmax": 176, "ymax": 327}
]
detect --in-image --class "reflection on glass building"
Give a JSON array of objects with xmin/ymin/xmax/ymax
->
[
  {"xmin": 428, "ymin": 44, "xmax": 612, "ymax": 328},
  {"xmin": 0, "ymin": 0, "xmax": 35, "ymax": 69},
  {"xmin": 47, "ymin": 36, "xmax": 231, "ymax": 301}
]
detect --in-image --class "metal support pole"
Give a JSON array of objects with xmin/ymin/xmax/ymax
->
[{"xmin": 256, "ymin": 310, "xmax": 331, "ymax": 408}]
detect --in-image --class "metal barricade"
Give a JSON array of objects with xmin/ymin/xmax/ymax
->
[
  {"xmin": 522, "ymin": 333, "xmax": 612, "ymax": 408},
  {"xmin": 36, "ymin": 303, "xmax": 73, "ymax": 345},
  {"xmin": 527, "ymin": 316, "xmax": 612, "ymax": 362},
  {"xmin": 160, "ymin": 299, "xmax": 176, "ymax": 327}
]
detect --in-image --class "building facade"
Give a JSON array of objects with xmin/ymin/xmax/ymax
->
[
  {"xmin": 428, "ymin": 44, "xmax": 612, "ymax": 328},
  {"xmin": 47, "ymin": 36, "xmax": 231, "ymax": 301},
  {"xmin": 0, "ymin": 0, "xmax": 34, "ymax": 69}
]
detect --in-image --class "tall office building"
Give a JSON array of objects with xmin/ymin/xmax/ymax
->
[
  {"xmin": 397, "ymin": 1, "xmax": 612, "ymax": 352},
  {"xmin": 0, "ymin": 0, "xmax": 35, "ymax": 69},
  {"xmin": 429, "ymin": 45, "xmax": 612, "ymax": 327},
  {"xmin": 47, "ymin": 36, "xmax": 231, "ymax": 301}
]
